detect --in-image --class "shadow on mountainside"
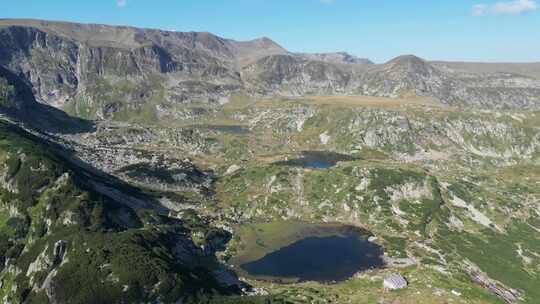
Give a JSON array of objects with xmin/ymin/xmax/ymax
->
[{"xmin": 0, "ymin": 65, "xmax": 95, "ymax": 134}]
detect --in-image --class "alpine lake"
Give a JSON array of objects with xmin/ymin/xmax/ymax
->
[{"xmin": 228, "ymin": 221, "xmax": 385, "ymax": 283}]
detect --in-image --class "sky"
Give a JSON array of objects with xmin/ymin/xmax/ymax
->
[{"xmin": 2, "ymin": 0, "xmax": 540, "ymax": 63}]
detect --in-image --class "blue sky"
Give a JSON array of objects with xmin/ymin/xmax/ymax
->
[{"xmin": 2, "ymin": 0, "xmax": 540, "ymax": 63}]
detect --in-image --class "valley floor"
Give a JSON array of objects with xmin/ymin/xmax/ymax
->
[{"xmin": 1, "ymin": 94, "xmax": 539, "ymax": 303}]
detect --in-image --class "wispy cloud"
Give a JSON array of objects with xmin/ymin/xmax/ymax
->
[
  {"xmin": 493, "ymin": 0, "xmax": 538, "ymax": 14},
  {"xmin": 473, "ymin": 4, "xmax": 489, "ymax": 15},
  {"xmin": 117, "ymin": 0, "xmax": 128, "ymax": 8},
  {"xmin": 473, "ymin": 0, "xmax": 538, "ymax": 16}
]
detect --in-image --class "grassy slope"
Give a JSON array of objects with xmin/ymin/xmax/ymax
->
[
  {"xmin": 205, "ymin": 96, "xmax": 540, "ymax": 303},
  {"xmin": 0, "ymin": 121, "xmax": 239, "ymax": 303},
  {"xmin": 5, "ymin": 90, "xmax": 539, "ymax": 303}
]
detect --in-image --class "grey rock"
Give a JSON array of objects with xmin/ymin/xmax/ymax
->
[
  {"xmin": 1, "ymin": 19, "xmax": 538, "ymax": 113},
  {"xmin": 383, "ymin": 273, "xmax": 408, "ymax": 290},
  {"xmin": 296, "ymin": 52, "xmax": 373, "ymax": 65}
]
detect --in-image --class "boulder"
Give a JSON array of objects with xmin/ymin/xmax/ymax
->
[{"xmin": 383, "ymin": 273, "xmax": 408, "ymax": 290}]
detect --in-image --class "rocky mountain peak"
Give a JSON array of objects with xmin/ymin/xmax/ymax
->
[
  {"xmin": 387, "ymin": 54, "xmax": 425, "ymax": 64},
  {"xmin": 252, "ymin": 37, "xmax": 283, "ymax": 49},
  {"xmin": 385, "ymin": 55, "xmax": 434, "ymax": 76},
  {"xmin": 228, "ymin": 37, "xmax": 288, "ymax": 67}
]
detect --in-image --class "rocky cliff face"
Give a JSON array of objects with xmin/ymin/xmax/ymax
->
[
  {"xmin": 0, "ymin": 65, "xmax": 35, "ymax": 113},
  {"xmin": 0, "ymin": 23, "xmax": 243, "ymax": 110},
  {"xmin": 0, "ymin": 18, "xmax": 539, "ymax": 120},
  {"xmin": 0, "ymin": 64, "xmax": 94, "ymax": 134},
  {"xmin": 2, "ymin": 18, "xmax": 540, "ymax": 304}
]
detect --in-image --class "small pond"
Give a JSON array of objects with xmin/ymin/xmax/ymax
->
[
  {"xmin": 196, "ymin": 125, "xmax": 250, "ymax": 134},
  {"xmin": 274, "ymin": 151, "xmax": 358, "ymax": 169},
  {"xmin": 232, "ymin": 222, "xmax": 384, "ymax": 283}
]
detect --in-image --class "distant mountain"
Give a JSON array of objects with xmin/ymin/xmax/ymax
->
[
  {"xmin": 297, "ymin": 52, "xmax": 373, "ymax": 65},
  {"xmin": 357, "ymin": 55, "xmax": 455, "ymax": 100},
  {"xmin": 0, "ymin": 18, "xmax": 539, "ymax": 122},
  {"xmin": 241, "ymin": 54, "xmax": 356, "ymax": 96},
  {"xmin": 1, "ymin": 18, "xmax": 540, "ymax": 304},
  {"xmin": 228, "ymin": 37, "xmax": 288, "ymax": 67},
  {"xmin": 431, "ymin": 61, "xmax": 540, "ymax": 79}
]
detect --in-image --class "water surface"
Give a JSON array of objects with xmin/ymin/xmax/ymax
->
[
  {"xmin": 240, "ymin": 232, "xmax": 384, "ymax": 283},
  {"xmin": 274, "ymin": 151, "xmax": 358, "ymax": 169},
  {"xmin": 197, "ymin": 125, "xmax": 250, "ymax": 134}
]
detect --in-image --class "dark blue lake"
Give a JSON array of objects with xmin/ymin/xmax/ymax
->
[
  {"xmin": 303, "ymin": 161, "xmax": 335, "ymax": 169},
  {"xmin": 199, "ymin": 125, "xmax": 250, "ymax": 134},
  {"xmin": 240, "ymin": 234, "xmax": 384, "ymax": 283},
  {"xmin": 274, "ymin": 151, "xmax": 358, "ymax": 169}
]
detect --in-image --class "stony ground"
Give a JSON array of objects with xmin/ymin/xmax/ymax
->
[
  {"xmin": 1, "ymin": 19, "xmax": 539, "ymax": 304},
  {"xmin": 38, "ymin": 94, "xmax": 540, "ymax": 303}
]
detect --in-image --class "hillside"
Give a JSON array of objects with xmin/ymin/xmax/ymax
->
[
  {"xmin": 0, "ymin": 119, "xmax": 252, "ymax": 303},
  {"xmin": 0, "ymin": 18, "xmax": 538, "ymax": 122},
  {"xmin": 0, "ymin": 18, "xmax": 539, "ymax": 304},
  {"xmin": 431, "ymin": 61, "xmax": 540, "ymax": 79}
]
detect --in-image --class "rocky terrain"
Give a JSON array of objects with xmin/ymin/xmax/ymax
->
[
  {"xmin": 0, "ymin": 18, "xmax": 539, "ymax": 118},
  {"xmin": 0, "ymin": 18, "xmax": 539, "ymax": 304},
  {"xmin": 296, "ymin": 52, "xmax": 373, "ymax": 65},
  {"xmin": 0, "ymin": 119, "xmax": 246, "ymax": 303}
]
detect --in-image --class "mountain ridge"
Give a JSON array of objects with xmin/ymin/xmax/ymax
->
[
  {"xmin": 0, "ymin": 18, "xmax": 539, "ymax": 122},
  {"xmin": 3, "ymin": 18, "xmax": 540, "ymax": 66},
  {"xmin": 0, "ymin": 17, "xmax": 539, "ymax": 304}
]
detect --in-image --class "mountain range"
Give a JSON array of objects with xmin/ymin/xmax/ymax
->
[
  {"xmin": 1, "ymin": 18, "xmax": 539, "ymax": 123},
  {"xmin": 0, "ymin": 19, "xmax": 539, "ymax": 304}
]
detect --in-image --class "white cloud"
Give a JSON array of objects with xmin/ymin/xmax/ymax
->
[
  {"xmin": 117, "ymin": 0, "xmax": 128, "ymax": 8},
  {"xmin": 493, "ymin": 0, "xmax": 537, "ymax": 14},
  {"xmin": 473, "ymin": 4, "xmax": 489, "ymax": 16},
  {"xmin": 473, "ymin": 0, "xmax": 538, "ymax": 16}
]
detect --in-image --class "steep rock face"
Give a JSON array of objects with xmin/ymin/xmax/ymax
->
[
  {"xmin": 0, "ymin": 26, "xmax": 80, "ymax": 107},
  {"xmin": 0, "ymin": 64, "xmax": 94, "ymax": 133},
  {"xmin": 0, "ymin": 65, "xmax": 36, "ymax": 113},
  {"xmin": 1, "ymin": 18, "xmax": 540, "ymax": 115},
  {"xmin": 0, "ymin": 22, "xmax": 245, "ymax": 116}
]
